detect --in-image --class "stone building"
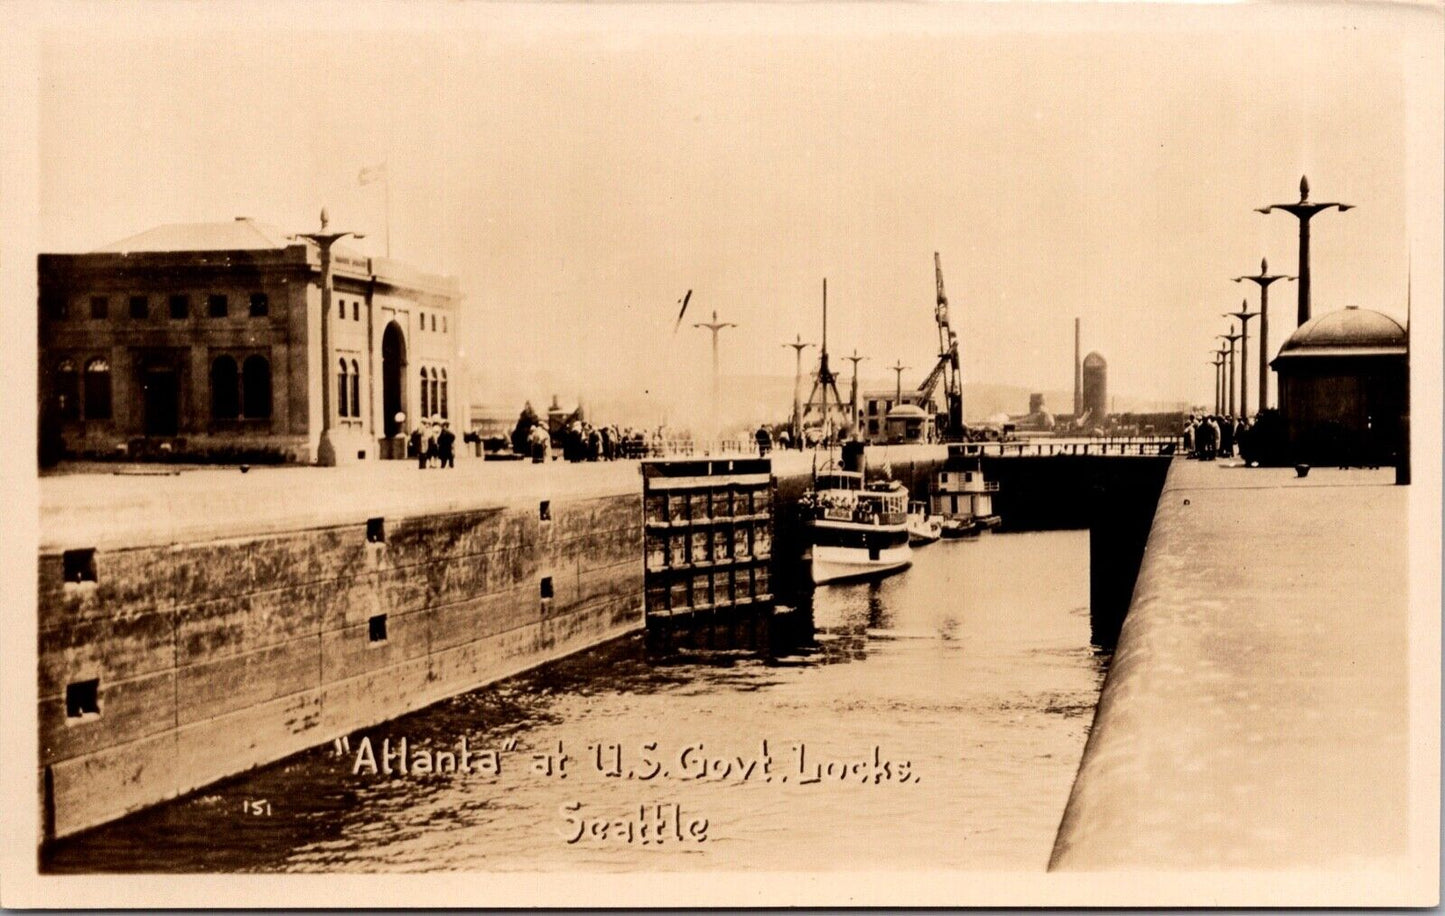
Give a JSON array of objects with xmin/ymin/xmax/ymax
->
[
  {"xmin": 1271, "ymin": 305, "xmax": 1406, "ymax": 465},
  {"xmin": 859, "ymin": 389, "xmax": 941, "ymax": 444},
  {"xmin": 38, "ymin": 218, "xmax": 463, "ymax": 464}
]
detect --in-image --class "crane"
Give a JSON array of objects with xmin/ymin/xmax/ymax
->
[{"xmin": 916, "ymin": 252, "xmax": 965, "ymax": 440}]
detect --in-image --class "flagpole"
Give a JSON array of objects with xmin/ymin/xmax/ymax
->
[{"xmin": 383, "ymin": 166, "xmax": 392, "ymax": 259}]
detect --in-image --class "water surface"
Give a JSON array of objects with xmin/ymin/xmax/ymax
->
[{"xmin": 44, "ymin": 529, "xmax": 1103, "ymax": 873}]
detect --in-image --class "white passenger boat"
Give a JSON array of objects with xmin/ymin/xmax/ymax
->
[
  {"xmin": 906, "ymin": 500, "xmax": 942, "ymax": 545},
  {"xmin": 801, "ymin": 467, "xmax": 912, "ymax": 585}
]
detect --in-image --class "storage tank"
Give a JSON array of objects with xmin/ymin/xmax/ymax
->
[{"xmin": 1082, "ymin": 351, "xmax": 1108, "ymax": 423}]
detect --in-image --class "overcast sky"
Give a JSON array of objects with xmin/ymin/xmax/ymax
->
[{"xmin": 37, "ymin": 4, "xmax": 1436, "ymax": 418}]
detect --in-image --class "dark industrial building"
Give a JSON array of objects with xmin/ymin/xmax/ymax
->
[
  {"xmin": 38, "ymin": 218, "xmax": 463, "ymax": 464},
  {"xmin": 1271, "ymin": 305, "xmax": 1406, "ymax": 465}
]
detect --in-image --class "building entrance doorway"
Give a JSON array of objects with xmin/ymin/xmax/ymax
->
[
  {"xmin": 141, "ymin": 360, "xmax": 180, "ymax": 435},
  {"xmin": 381, "ymin": 321, "xmax": 406, "ymax": 441}
]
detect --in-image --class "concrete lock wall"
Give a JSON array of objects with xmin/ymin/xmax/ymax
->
[
  {"xmin": 37, "ymin": 494, "xmax": 643, "ymax": 841},
  {"xmin": 1050, "ymin": 461, "xmax": 1409, "ymax": 869},
  {"xmin": 36, "ymin": 446, "xmax": 1173, "ymax": 842}
]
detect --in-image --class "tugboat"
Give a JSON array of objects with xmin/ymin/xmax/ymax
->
[
  {"xmin": 938, "ymin": 515, "xmax": 981, "ymax": 540},
  {"xmin": 906, "ymin": 500, "xmax": 942, "ymax": 545},
  {"xmin": 931, "ymin": 448, "xmax": 1001, "ymax": 536},
  {"xmin": 801, "ymin": 459, "xmax": 912, "ymax": 585}
]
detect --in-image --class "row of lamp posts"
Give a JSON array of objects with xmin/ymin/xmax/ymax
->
[{"xmin": 1211, "ymin": 176, "xmax": 1351, "ymax": 419}]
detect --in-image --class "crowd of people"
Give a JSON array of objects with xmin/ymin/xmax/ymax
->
[
  {"xmin": 524, "ymin": 417, "xmax": 791, "ymax": 463},
  {"xmin": 1182, "ymin": 414, "xmax": 1248, "ymax": 461},
  {"xmin": 553, "ymin": 420, "xmax": 655, "ymax": 462},
  {"xmin": 470, "ymin": 408, "xmax": 824, "ymax": 465},
  {"xmin": 408, "ymin": 421, "xmax": 457, "ymax": 469}
]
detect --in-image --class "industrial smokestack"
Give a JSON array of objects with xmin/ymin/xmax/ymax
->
[{"xmin": 1073, "ymin": 318, "xmax": 1082, "ymax": 418}]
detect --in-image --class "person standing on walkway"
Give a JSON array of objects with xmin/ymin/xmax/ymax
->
[
  {"xmin": 410, "ymin": 426, "xmax": 426, "ymax": 469},
  {"xmin": 437, "ymin": 422, "xmax": 456, "ymax": 469},
  {"xmin": 755, "ymin": 425, "xmax": 772, "ymax": 457},
  {"xmin": 1195, "ymin": 416, "xmax": 1211, "ymax": 461},
  {"xmin": 526, "ymin": 423, "xmax": 545, "ymax": 462}
]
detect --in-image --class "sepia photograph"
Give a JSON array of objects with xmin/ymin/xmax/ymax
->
[{"xmin": 0, "ymin": 0, "xmax": 1440, "ymax": 907}]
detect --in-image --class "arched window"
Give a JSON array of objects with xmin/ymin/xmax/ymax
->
[
  {"xmin": 55, "ymin": 359, "xmax": 79, "ymax": 420},
  {"xmin": 84, "ymin": 358, "xmax": 112, "ymax": 420},
  {"xmin": 211, "ymin": 355, "xmax": 240, "ymax": 419},
  {"xmin": 337, "ymin": 359, "xmax": 349, "ymax": 419},
  {"xmin": 429, "ymin": 368, "xmax": 439, "ymax": 418},
  {"xmin": 419, "ymin": 367, "xmax": 429, "ymax": 418},
  {"xmin": 440, "ymin": 368, "xmax": 448, "ymax": 419},
  {"xmin": 349, "ymin": 359, "xmax": 361, "ymax": 422},
  {"xmin": 243, "ymin": 356, "xmax": 272, "ymax": 419}
]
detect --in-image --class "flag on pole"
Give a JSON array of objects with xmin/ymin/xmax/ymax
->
[{"xmin": 358, "ymin": 162, "xmax": 388, "ymax": 186}]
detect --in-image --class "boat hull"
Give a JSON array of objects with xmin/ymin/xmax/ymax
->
[
  {"xmin": 939, "ymin": 517, "xmax": 981, "ymax": 539},
  {"xmin": 906, "ymin": 518, "xmax": 942, "ymax": 545},
  {"xmin": 809, "ymin": 542, "xmax": 913, "ymax": 585}
]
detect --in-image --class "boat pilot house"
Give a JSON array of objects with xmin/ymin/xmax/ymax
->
[{"xmin": 38, "ymin": 218, "xmax": 463, "ymax": 464}]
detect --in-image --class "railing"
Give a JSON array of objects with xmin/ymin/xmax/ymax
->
[
  {"xmin": 644, "ymin": 439, "xmax": 761, "ymax": 458},
  {"xmin": 952, "ymin": 437, "xmax": 1181, "ymax": 458}
]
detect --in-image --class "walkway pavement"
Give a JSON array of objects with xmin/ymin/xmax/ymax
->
[
  {"xmin": 39, "ymin": 445, "xmax": 948, "ymax": 551},
  {"xmin": 1051, "ymin": 459, "xmax": 1412, "ymax": 870}
]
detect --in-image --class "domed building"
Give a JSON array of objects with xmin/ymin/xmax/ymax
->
[
  {"xmin": 884, "ymin": 403, "xmax": 933, "ymax": 443},
  {"xmin": 1270, "ymin": 306, "xmax": 1406, "ymax": 465}
]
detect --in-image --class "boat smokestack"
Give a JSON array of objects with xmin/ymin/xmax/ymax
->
[{"xmin": 1073, "ymin": 317, "xmax": 1082, "ymax": 418}]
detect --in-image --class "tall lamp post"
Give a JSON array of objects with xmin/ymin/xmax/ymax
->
[
  {"xmin": 1211, "ymin": 350, "xmax": 1226, "ymax": 415},
  {"xmin": 296, "ymin": 208, "xmax": 365, "ymax": 467},
  {"xmin": 782, "ymin": 333, "xmax": 814, "ymax": 447},
  {"xmin": 843, "ymin": 349, "xmax": 868, "ymax": 440},
  {"xmin": 1233, "ymin": 258, "xmax": 1296, "ymax": 412},
  {"xmin": 693, "ymin": 309, "xmax": 736, "ymax": 454},
  {"xmin": 888, "ymin": 360, "xmax": 910, "ymax": 405},
  {"xmin": 1222, "ymin": 301, "xmax": 1259, "ymax": 418},
  {"xmin": 1256, "ymin": 175, "xmax": 1353, "ymax": 326},
  {"xmin": 1217, "ymin": 328, "xmax": 1242, "ymax": 418}
]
